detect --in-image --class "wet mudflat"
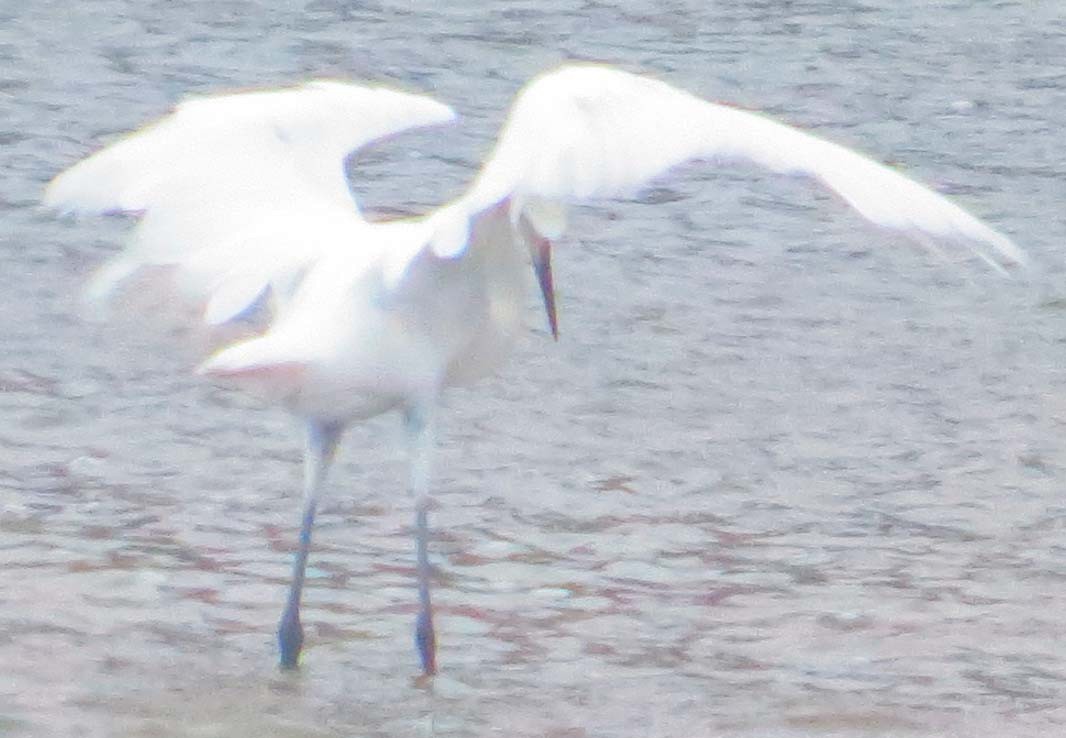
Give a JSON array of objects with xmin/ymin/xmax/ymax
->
[{"xmin": 2, "ymin": 2, "xmax": 1066, "ymax": 736}]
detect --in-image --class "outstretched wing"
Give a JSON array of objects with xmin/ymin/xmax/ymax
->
[
  {"xmin": 446, "ymin": 63, "xmax": 1024, "ymax": 272},
  {"xmin": 45, "ymin": 80, "xmax": 457, "ymax": 319}
]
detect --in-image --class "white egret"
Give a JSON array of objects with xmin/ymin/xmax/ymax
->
[{"xmin": 45, "ymin": 63, "xmax": 1025, "ymax": 675}]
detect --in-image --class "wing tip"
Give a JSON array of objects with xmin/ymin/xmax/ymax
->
[
  {"xmin": 303, "ymin": 77, "xmax": 458, "ymax": 129},
  {"xmin": 42, "ymin": 168, "xmax": 82, "ymax": 214}
]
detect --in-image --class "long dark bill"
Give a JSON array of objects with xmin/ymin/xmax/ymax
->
[{"xmin": 523, "ymin": 220, "xmax": 559, "ymax": 340}]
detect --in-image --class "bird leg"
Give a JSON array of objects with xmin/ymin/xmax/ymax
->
[
  {"xmin": 278, "ymin": 418, "xmax": 344, "ymax": 670},
  {"xmin": 404, "ymin": 403, "xmax": 438, "ymax": 675}
]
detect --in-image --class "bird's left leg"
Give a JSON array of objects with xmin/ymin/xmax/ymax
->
[
  {"xmin": 277, "ymin": 418, "xmax": 345, "ymax": 670},
  {"xmin": 404, "ymin": 401, "xmax": 439, "ymax": 676}
]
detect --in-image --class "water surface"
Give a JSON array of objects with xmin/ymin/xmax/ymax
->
[{"xmin": 2, "ymin": 2, "xmax": 1066, "ymax": 736}]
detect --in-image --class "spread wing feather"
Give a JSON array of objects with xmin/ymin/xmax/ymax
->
[
  {"xmin": 433, "ymin": 64, "xmax": 1023, "ymax": 274},
  {"xmin": 45, "ymin": 80, "xmax": 456, "ymax": 316}
]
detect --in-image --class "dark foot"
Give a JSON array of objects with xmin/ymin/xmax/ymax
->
[
  {"xmin": 415, "ymin": 608, "xmax": 437, "ymax": 675},
  {"xmin": 278, "ymin": 608, "xmax": 304, "ymax": 670}
]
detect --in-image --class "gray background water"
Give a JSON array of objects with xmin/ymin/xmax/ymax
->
[{"xmin": 3, "ymin": 1, "xmax": 1066, "ymax": 736}]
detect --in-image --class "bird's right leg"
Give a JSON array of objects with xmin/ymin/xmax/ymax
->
[
  {"xmin": 278, "ymin": 418, "xmax": 344, "ymax": 670},
  {"xmin": 404, "ymin": 402, "xmax": 438, "ymax": 676}
]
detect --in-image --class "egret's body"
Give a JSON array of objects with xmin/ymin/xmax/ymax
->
[
  {"xmin": 46, "ymin": 64, "xmax": 1025, "ymax": 675},
  {"xmin": 211, "ymin": 200, "xmax": 527, "ymax": 420}
]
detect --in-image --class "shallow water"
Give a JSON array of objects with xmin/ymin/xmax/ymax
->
[{"xmin": 3, "ymin": 1, "xmax": 1066, "ymax": 736}]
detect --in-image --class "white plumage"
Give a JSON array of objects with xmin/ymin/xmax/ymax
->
[
  {"xmin": 45, "ymin": 80, "xmax": 456, "ymax": 315},
  {"xmin": 45, "ymin": 63, "xmax": 1025, "ymax": 675}
]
